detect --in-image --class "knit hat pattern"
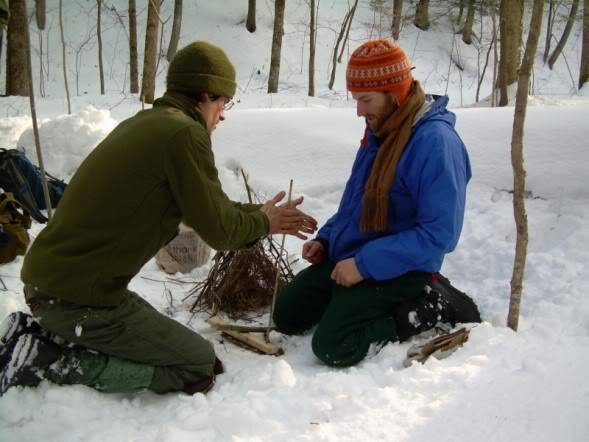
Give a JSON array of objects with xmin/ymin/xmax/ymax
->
[
  {"xmin": 346, "ymin": 39, "xmax": 413, "ymax": 104},
  {"xmin": 167, "ymin": 41, "xmax": 237, "ymax": 98}
]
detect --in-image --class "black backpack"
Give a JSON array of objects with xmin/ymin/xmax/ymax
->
[{"xmin": 0, "ymin": 148, "xmax": 67, "ymax": 223}]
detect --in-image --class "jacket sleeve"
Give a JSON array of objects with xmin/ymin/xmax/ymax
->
[
  {"xmin": 315, "ymin": 213, "xmax": 336, "ymax": 249},
  {"xmin": 232, "ymin": 201, "xmax": 263, "ymax": 212},
  {"xmin": 355, "ymin": 129, "xmax": 470, "ymax": 280},
  {"xmin": 163, "ymin": 126, "xmax": 269, "ymax": 250}
]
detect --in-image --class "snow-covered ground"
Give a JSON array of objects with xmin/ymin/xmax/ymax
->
[{"xmin": 1, "ymin": 1, "xmax": 589, "ymax": 441}]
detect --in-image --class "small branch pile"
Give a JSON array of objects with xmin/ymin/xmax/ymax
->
[
  {"xmin": 188, "ymin": 169, "xmax": 295, "ymax": 320},
  {"xmin": 188, "ymin": 237, "xmax": 294, "ymax": 319}
]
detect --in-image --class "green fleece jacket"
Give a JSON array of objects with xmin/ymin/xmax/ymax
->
[{"xmin": 21, "ymin": 93, "xmax": 269, "ymax": 306}]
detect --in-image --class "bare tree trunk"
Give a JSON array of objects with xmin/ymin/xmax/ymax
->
[
  {"xmin": 166, "ymin": 0, "xmax": 182, "ymax": 61},
  {"xmin": 543, "ymin": 0, "xmax": 554, "ymax": 63},
  {"xmin": 498, "ymin": 0, "xmax": 523, "ymax": 106},
  {"xmin": 37, "ymin": 32, "xmax": 44, "ymax": 97},
  {"xmin": 0, "ymin": 34, "xmax": 3, "ymax": 80},
  {"xmin": 580, "ymin": 0, "xmax": 589, "ymax": 89},
  {"xmin": 507, "ymin": 0, "xmax": 544, "ymax": 332},
  {"xmin": 308, "ymin": 0, "xmax": 316, "ymax": 97},
  {"xmin": 457, "ymin": 0, "xmax": 467, "ymax": 24},
  {"xmin": 414, "ymin": 0, "xmax": 430, "ymax": 31},
  {"xmin": 129, "ymin": 0, "xmax": 138, "ymax": 94},
  {"xmin": 476, "ymin": 20, "xmax": 495, "ymax": 102},
  {"xmin": 338, "ymin": 0, "xmax": 357, "ymax": 63},
  {"xmin": 328, "ymin": 0, "xmax": 358, "ymax": 90},
  {"xmin": 58, "ymin": 0, "xmax": 70, "ymax": 114},
  {"xmin": 35, "ymin": 0, "xmax": 45, "ymax": 30},
  {"xmin": 392, "ymin": 0, "xmax": 403, "ymax": 40},
  {"xmin": 462, "ymin": 0, "xmax": 475, "ymax": 44},
  {"xmin": 24, "ymin": 1, "xmax": 52, "ymax": 220},
  {"xmin": 548, "ymin": 0, "xmax": 580, "ymax": 69},
  {"xmin": 267, "ymin": 0, "xmax": 285, "ymax": 93},
  {"xmin": 141, "ymin": 0, "xmax": 160, "ymax": 103},
  {"xmin": 97, "ymin": 0, "xmax": 105, "ymax": 94},
  {"xmin": 6, "ymin": 0, "xmax": 28, "ymax": 96},
  {"xmin": 246, "ymin": 0, "xmax": 256, "ymax": 33},
  {"xmin": 492, "ymin": 0, "xmax": 498, "ymax": 107}
]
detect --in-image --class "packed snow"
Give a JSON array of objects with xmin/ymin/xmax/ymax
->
[{"xmin": 1, "ymin": 1, "xmax": 588, "ymax": 441}]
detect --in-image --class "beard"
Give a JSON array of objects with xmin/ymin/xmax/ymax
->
[{"xmin": 368, "ymin": 94, "xmax": 399, "ymax": 133}]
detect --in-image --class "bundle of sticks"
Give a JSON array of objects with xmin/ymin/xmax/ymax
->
[{"xmin": 186, "ymin": 172, "xmax": 296, "ymax": 355}]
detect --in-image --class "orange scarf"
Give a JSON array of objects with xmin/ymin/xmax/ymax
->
[{"xmin": 360, "ymin": 81, "xmax": 425, "ymax": 232}]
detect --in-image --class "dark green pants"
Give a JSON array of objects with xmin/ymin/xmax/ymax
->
[
  {"xmin": 273, "ymin": 260, "xmax": 429, "ymax": 367},
  {"xmin": 26, "ymin": 288, "xmax": 215, "ymax": 394}
]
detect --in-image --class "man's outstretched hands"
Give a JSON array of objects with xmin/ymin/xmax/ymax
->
[
  {"xmin": 302, "ymin": 240, "xmax": 325, "ymax": 264},
  {"xmin": 261, "ymin": 191, "xmax": 318, "ymax": 240}
]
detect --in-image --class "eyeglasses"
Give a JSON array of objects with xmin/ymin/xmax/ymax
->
[
  {"xmin": 223, "ymin": 98, "xmax": 235, "ymax": 111},
  {"xmin": 208, "ymin": 94, "xmax": 235, "ymax": 111}
]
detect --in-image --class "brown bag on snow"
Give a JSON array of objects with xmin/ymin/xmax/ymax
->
[
  {"xmin": 155, "ymin": 223, "xmax": 211, "ymax": 274},
  {"xmin": 0, "ymin": 192, "xmax": 32, "ymax": 264}
]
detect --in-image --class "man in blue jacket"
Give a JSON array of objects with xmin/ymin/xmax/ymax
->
[{"xmin": 273, "ymin": 39, "xmax": 479, "ymax": 367}]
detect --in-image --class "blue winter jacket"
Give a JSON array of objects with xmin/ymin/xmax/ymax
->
[{"xmin": 316, "ymin": 96, "xmax": 471, "ymax": 281}]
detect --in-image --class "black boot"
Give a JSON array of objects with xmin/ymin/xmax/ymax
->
[
  {"xmin": 0, "ymin": 311, "xmax": 50, "ymax": 369},
  {"xmin": 393, "ymin": 274, "xmax": 481, "ymax": 342},
  {"xmin": 430, "ymin": 273, "xmax": 481, "ymax": 324},
  {"xmin": 0, "ymin": 333, "xmax": 61, "ymax": 395}
]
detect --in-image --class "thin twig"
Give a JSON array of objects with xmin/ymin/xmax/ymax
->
[
  {"xmin": 241, "ymin": 168, "xmax": 253, "ymax": 203},
  {"xmin": 267, "ymin": 179, "xmax": 293, "ymax": 338}
]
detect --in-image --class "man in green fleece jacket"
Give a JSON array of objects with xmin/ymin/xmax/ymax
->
[{"xmin": 0, "ymin": 41, "xmax": 317, "ymax": 396}]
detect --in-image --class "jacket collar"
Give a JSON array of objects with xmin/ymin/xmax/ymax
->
[
  {"xmin": 365, "ymin": 95, "xmax": 450, "ymax": 148},
  {"xmin": 153, "ymin": 91, "xmax": 208, "ymax": 128}
]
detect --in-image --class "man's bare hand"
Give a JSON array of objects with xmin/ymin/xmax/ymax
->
[
  {"xmin": 330, "ymin": 257, "xmax": 364, "ymax": 287},
  {"xmin": 261, "ymin": 191, "xmax": 318, "ymax": 240},
  {"xmin": 302, "ymin": 240, "xmax": 325, "ymax": 264}
]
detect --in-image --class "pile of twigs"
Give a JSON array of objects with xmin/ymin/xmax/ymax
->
[
  {"xmin": 188, "ymin": 169, "xmax": 295, "ymax": 319},
  {"xmin": 188, "ymin": 236, "xmax": 294, "ymax": 319}
]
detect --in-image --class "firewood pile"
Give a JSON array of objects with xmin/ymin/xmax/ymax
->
[
  {"xmin": 188, "ymin": 236, "xmax": 294, "ymax": 319},
  {"xmin": 188, "ymin": 170, "xmax": 295, "ymax": 319}
]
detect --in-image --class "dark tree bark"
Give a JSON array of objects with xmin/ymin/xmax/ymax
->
[
  {"xmin": 507, "ymin": 0, "xmax": 544, "ymax": 332},
  {"xmin": 6, "ymin": 0, "xmax": 28, "ymax": 96},
  {"xmin": 548, "ymin": 0, "xmax": 580, "ymax": 70},
  {"xmin": 497, "ymin": 0, "xmax": 523, "ymax": 106},
  {"xmin": 580, "ymin": 0, "xmax": 589, "ymax": 89},
  {"xmin": 141, "ymin": 0, "xmax": 160, "ymax": 103},
  {"xmin": 267, "ymin": 0, "xmax": 285, "ymax": 93},
  {"xmin": 129, "ymin": 0, "xmax": 138, "ymax": 94},
  {"xmin": 414, "ymin": 0, "xmax": 430, "ymax": 31},
  {"xmin": 392, "ymin": 0, "xmax": 402, "ymax": 40},
  {"xmin": 308, "ymin": 0, "xmax": 316, "ymax": 96},
  {"xmin": 166, "ymin": 0, "xmax": 182, "ymax": 61},
  {"xmin": 97, "ymin": 0, "xmax": 105, "ymax": 94},
  {"xmin": 35, "ymin": 0, "xmax": 45, "ymax": 30},
  {"xmin": 462, "ymin": 0, "xmax": 475, "ymax": 44},
  {"xmin": 246, "ymin": 0, "xmax": 256, "ymax": 33},
  {"xmin": 58, "ymin": 0, "xmax": 71, "ymax": 114},
  {"xmin": 543, "ymin": 0, "xmax": 554, "ymax": 63}
]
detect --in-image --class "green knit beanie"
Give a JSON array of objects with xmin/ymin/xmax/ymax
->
[{"xmin": 166, "ymin": 41, "xmax": 236, "ymax": 98}]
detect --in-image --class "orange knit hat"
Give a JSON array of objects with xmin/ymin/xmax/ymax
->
[{"xmin": 346, "ymin": 39, "xmax": 413, "ymax": 104}]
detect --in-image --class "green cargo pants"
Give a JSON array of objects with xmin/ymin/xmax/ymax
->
[
  {"xmin": 25, "ymin": 287, "xmax": 216, "ymax": 394},
  {"xmin": 273, "ymin": 260, "xmax": 429, "ymax": 367}
]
